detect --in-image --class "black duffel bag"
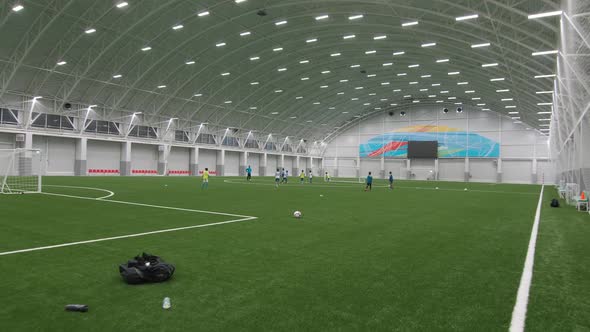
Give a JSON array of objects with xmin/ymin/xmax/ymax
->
[{"xmin": 119, "ymin": 252, "xmax": 175, "ymax": 284}]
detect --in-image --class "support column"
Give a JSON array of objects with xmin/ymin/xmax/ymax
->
[
  {"xmin": 239, "ymin": 151, "xmax": 248, "ymax": 176},
  {"xmin": 280, "ymin": 154, "xmax": 285, "ymax": 169},
  {"xmin": 120, "ymin": 142, "xmax": 131, "ymax": 176},
  {"xmin": 333, "ymin": 157, "xmax": 339, "ymax": 178},
  {"xmin": 158, "ymin": 145, "xmax": 170, "ymax": 175},
  {"xmin": 464, "ymin": 158, "xmax": 470, "ymax": 182},
  {"xmin": 406, "ymin": 159, "xmax": 411, "ymax": 179},
  {"xmin": 497, "ymin": 158, "xmax": 503, "ymax": 183},
  {"xmin": 532, "ymin": 159, "xmax": 538, "ymax": 184},
  {"xmin": 75, "ymin": 137, "xmax": 87, "ymax": 176},
  {"xmin": 16, "ymin": 133, "xmax": 34, "ymax": 176},
  {"xmin": 190, "ymin": 147, "xmax": 199, "ymax": 176},
  {"xmin": 260, "ymin": 153, "xmax": 267, "ymax": 176},
  {"xmin": 294, "ymin": 155, "xmax": 300, "ymax": 177},
  {"xmin": 434, "ymin": 159, "xmax": 439, "ymax": 180},
  {"xmin": 216, "ymin": 149, "xmax": 225, "ymax": 176},
  {"xmin": 379, "ymin": 156, "xmax": 385, "ymax": 179}
]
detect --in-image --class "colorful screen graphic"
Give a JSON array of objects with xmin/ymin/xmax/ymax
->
[{"xmin": 360, "ymin": 125, "xmax": 499, "ymax": 158}]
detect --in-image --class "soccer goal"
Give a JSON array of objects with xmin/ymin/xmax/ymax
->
[{"xmin": 0, "ymin": 148, "xmax": 42, "ymax": 194}]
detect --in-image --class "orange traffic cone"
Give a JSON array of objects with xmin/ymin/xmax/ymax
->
[{"xmin": 581, "ymin": 192, "xmax": 586, "ymax": 200}]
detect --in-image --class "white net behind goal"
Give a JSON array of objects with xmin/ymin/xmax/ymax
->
[{"xmin": 0, "ymin": 149, "xmax": 42, "ymax": 194}]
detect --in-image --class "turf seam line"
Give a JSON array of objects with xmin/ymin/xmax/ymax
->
[
  {"xmin": 0, "ymin": 217, "xmax": 257, "ymax": 256},
  {"xmin": 509, "ymin": 184, "xmax": 544, "ymax": 332}
]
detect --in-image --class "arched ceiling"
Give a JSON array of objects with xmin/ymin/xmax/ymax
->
[{"xmin": 0, "ymin": 0, "xmax": 560, "ymax": 142}]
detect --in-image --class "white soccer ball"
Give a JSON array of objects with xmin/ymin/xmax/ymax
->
[
  {"xmin": 464, "ymin": 188, "xmax": 468, "ymax": 191},
  {"xmin": 293, "ymin": 211, "xmax": 302, "ymax": 218},
  {"xmin": 435, "ymin": 187, "xmax": 439, "ymax": 190}
]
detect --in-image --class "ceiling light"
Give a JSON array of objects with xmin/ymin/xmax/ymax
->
[
  {"xmin": 330, "ymin": 53, "xmax": 341, "ymax": 57},
  {"xmin": 505, "ymin": 105, "xmax": 516, "ymax": 108},
  {"xmin": 249, "ymin": 56, "xmax": 260, "ymax": 61},
  {"xmin": 393, "ymin": 89, "xmax": 401, "ymax": 92},
  {"xmin": 367, "ymin": 74, "xmax": 376, "ymax": 78},
  {"xmin": 421, "ymin": 42, "xmax": 436, "ymax": 47},
  {"xmin": 240, "ymin": 31, "xmax": 251, "ymax": 36},
  {"xmin": 448, "ymin": 97, "xmax": 456, "ymax": 100},
  {"xmin": 113, "ymin": 74, "xmax": 122, "ymax": 78},
  {"xmin": 349, "ymin": 14, "xmax": 364, "ymax": 20},
  {"xmin": 421, "ymin": 75, "xmax": 432, "ymax": 78},
  {"xmin": 397, "ymin": 73, "xmax": 407, "ymax": 76},
  {"xmin": 224, "ymin": 101, "xmax": 232, "ymax": 104},
  {"xmin": 351, "ymin": 98, "xmax": 358, "ymax": 101},
  {"xmin": 539, "ymin": 124, "xmax": 550, "ymax": 127},
  {"xmin": 536, "ymin": 91, "xmax": 553, "ymax": 94},
  {"xmin": 273, "ymin": 47, "xmax": 283, "ymax": 52},
  {"xmin": 221, "ymin": 72, "xmax": 230, "ymax": 76},
  {"xmin": 320, "ymin": 85, "xmax": 328, "ymax": 88},
  {"xmin": 420, "ymin": 88, "xmax": 428, "ymax": 92},
  {"xmin": 216, "ymin": 42, "xmax": 226, "ymax": 47},
  {"xmin": 456, "ymin": 14, "xmax": 479, "ymax": 21},
  {"xmin": 528, "ymin": 11, "xmax": 562, "ymax": 19},
  {"xmin": 393, "ymin": 51, "xmax": 405, "ymax": 56},
  {"xmin": 296, "ymin": 96, "xmax": 303, "ymax": 99},
  {"xmin": 301, "ymin": 77, "xmax": 309, "ymax": 81},
  {"xmin": 313, "ymin": 102, "xmax": 321, "ymax": 105},
  {"xmin": 381, "ymin": 82, "xmax": 390, "ymax": 85},
  {"xmin": 391, "ymin": 103, "xmax": 398, "ymax": 106},
  {"xmin": 428, "ymin": 95, "xmax": 437, "ymax": 98},
  {"xmin": 277, "ymin": 68, "xmax": 287, "ymax": 72},
  {"xmin": 408, "ymin": 64, "xmax": 420, "ymax": 68},
  {"xmin": 339, "ymin": 79, "xmax": 349, "ymax": 83},
  {"xmin": 85, "ymin": 28, "xmax": 96, "ymax": 34},
  {"xmin": 539, "ymin": 118, "xmax": 552, "ymax": 121},
  {"xmin": 482, "ymin": 63, "xmax": 499, "ymax": 67},
  {"xmin": 299, "ymin": 60, "xmax": 310, "ymax": 64},
  {"xmin": 271, "ymin": 112, "xmax": 279, "ymax": 115},
  {"xmin": 350, "ymin": 64, "xmax": 360, "ymax": 68},
  {"xmin": 413, "ymin": 100, "xmax": 420, "ymax": 103},
  {"xmin": 457, "ymin": 82, "xmax": 469, "ymax": 85},
  {"xmin": 290, "ymin": 116, "xmax": 297, "ymax": 119},
  {"xmin": 490, "ymin": 77, "xmax": 505, "ymax": 81},
  {"xmin": 364, "ymin": 103, "xmax": 371, "ymax": 106},
  {"xmin": 197, "ymin": 11, "xmax": 210, "ymax": 17},
  {"xmin": 194, "ymin": 94, "xmax": 203, "ymax": 97},
  {"xmin": 537, "ymin": 111, "xmax": 552, "ymax": 114},
  {"xmin": 343, "ymin": 34, "xmax": 356, "ymax": 39},
  {"xmin": 508, "ymin": 111, "xmax": 519, "ymax": 114},
  {"xmin": 172, "ymin": 24, "xmax": 183, "ymax": 30},
  {"xmin": 12, "ymin": 4, "xmax": 24, "ymax": 12},
  {"xmin": 275, "ymin": 20, "xmax": 287, "ymax": 26},
  {"xmin": 157, "ymin": 85, "xmax": 166, "ymax": 89},
  {"xmin": 465, "ymin": 90, "xmax": 475, "ymax": 93},
  {"xmin": 403, "ymin": 95, "xmax": 412, "ymax": 98},
  {"xmin": 496, "ymin": 89, "xmax": 510, "ymax": 92},
  {"xmin": 337, "ymin": 92, "xmax": 344, "ymax": 95},
  {"xmin": 306, "ymin": 38, "xmax": 318, "ymax": 43},
  {"xmin": 380, "ymin": 98, "xmax": 388, "ymax": 101},
  {"xmin": 383, "ymin": 63, "xmax": 393, "ymax": 66},
  {"xmin": 511, "ymin": 117, "xmax": 521, "ymax": 120},
  {"xmin": 535, "ymin": 74, "xmax": 556, "ymax": 78},
  {"xmin": 409, "ymin": 81, "xmax": 418, "ymax": 85},
  {"xmin": 374, "ymin": 35, "xmax": 387, "ymax": 40},
  {"xmin": 436, "ymin": 101, "xmax": 444, "ymax": 103},
  {"xmin": 315, "ymin": 15, "xmax": 329, "ymax": 20},
  {"xmin": 321, "ymin": 70, "xmax": 330, "ymax": 74},
  {"xmin": 482, "ymin": 108, "xmax": 491, "ymax": 111},
  {"xmin": 402, "ymin": 21, "xmax": 419, "ymax": 27},
  {"xmin": 501, "ymin": 98, "xmax": 514, "ymax": 101},
  {"xmin": 448, "ymin": 72, "xmax": 460, "ymax": 75},
  {"xmin": 537, "ymin": 102, "xmax": 553, "ymax": 106},
  {"xmin": 532, "ymin": 50, "xmax": 558, "ymax": 56},
  {"xmin": 436, "ymin": 59, "xmax": 449, "ymax": 63},
  {"xmin": 57, "ymin": 61, "xmax": 67, "ymax": 66},
  {"xmin": 365, "ymin": 50, "xmax": 377, "ymax": 54},
  {"xmin": 477, "ymin": 103, "xmax": 486, "ymax": 106},
  {"xmin": 141, "ymin": 46, "xmax": 151, "ymax": 51},
  {"xmin": 274, "ymin": 90, "xmax": 283, "ymax": 93},
  {"xmin": 355, "ymin": 86, "xmax": 364, "ymax": 90},
  {"xmin": 432, "ymin": 83, "xmax": 441, "ymax": 86},
  {"xmin": 471, "ymin": 43, "xmax": 491, "ymax": 48},
  {"xmin": 440, "ymin": 90, "xmax": 449, "ymax": 94},
  {"xmin": 235, "ymin": 0, "xmax": 247, "ymax": 3},
  {"xmin": 250, "ymin": 82, "xmax": 259, "ymax": 85},
  {"xmin": 472, "ymin": 97, "xmax": 481, "ymax": 100}
]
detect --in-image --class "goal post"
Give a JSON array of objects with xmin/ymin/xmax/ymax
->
[{"xmin": 0, "ymin": 148, "xmax": 42, "ymax": 194}]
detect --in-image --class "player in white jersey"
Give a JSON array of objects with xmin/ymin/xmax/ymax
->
[{"xmin": 275, "ymin": 168, "xmax": 281, "ymax": 188}]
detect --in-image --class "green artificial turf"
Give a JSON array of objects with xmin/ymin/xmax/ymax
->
[{"xmin": 0, "ymin": 176, "xmax": 584, "ymax": 331}]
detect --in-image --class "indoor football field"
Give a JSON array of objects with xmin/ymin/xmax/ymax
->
[{"xmin": 1, "ymin": 176, "xmax": 588, "ymax": 331}]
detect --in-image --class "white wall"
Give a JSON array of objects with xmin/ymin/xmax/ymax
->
[
  {"xmin": 88, "ymin": 140, "xmax": 120, "ymax": 170},
  {"xmin": 131, "ymin": 143, "xmax": 158, "ymax": 170},
  {"xmin": 199, "ymin": 149, "xmax": 217, "ymax": 174},
  {"xmin": 0, "ymin": 132, "xmax": 14, "ymax": 149},
  {"xmin": 168, "ymin": 147, "xmax": 190, "ymax": 171},
  {"xmin": 225, "ymin": 151, "xmax": 240, "ymax": 176},
  {"xmin": 247, "ymin": 153, "xmax": 260, "ymax": 175},
  {"xmin": 324, "ymin": 105, "xmax": 551, "ymax": 184},
  {"xmin": 267, "ymin": 154, "xmax": 278, "ymax": 175},
  {"xmin": 33, "ymin": 136, "xmax": 76, "ymax": 175}
]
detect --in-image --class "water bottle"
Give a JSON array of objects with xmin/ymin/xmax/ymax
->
[{"xmin": 162, "ymin": 297, "xmax": 171, "ymax": 309}]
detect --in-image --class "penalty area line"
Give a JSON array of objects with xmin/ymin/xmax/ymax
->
[
  {"xmin": 509, "ymin": 184, "xmax": 545, "ymax": 332},
  {"xmin": 0, "ymin": 216, "xmax": 257, "ymax": 257}
]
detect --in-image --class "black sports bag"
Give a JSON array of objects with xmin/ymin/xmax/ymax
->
[{"xmin": 119, "ymin": 252, "xmax": 175, "ymax": 284}]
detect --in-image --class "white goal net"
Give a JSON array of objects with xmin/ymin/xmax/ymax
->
[{"xmin": 0, "ymin": 149, "xmax": 42, "ymax": 194}]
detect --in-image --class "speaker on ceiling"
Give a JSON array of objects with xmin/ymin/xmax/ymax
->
[
  {"xmin": 388, "ymin": 111, "xmax": 394, "ymax": 116},
  {"xmin": 443, "ymin": 108, "xmax": 449, "ymax": 113},
  {"xmin": 63, "ymin": 102, "xmax": 72, "ymax": 109}
]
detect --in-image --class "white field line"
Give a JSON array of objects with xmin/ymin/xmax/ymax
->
[
  {"xmin": 0, "ymin": 216, "xmax": 256, "ymax": 256},
  {"xmin": 43, "ymin": 185, "xmax": 115, "ymax": 199},
  {"xmin": 509, "ymin": 185, "xmax": 545, "ymax": 332},
  {"xmin": 224, "ymin": 179, "xmax": 537, "ymax": 195}
]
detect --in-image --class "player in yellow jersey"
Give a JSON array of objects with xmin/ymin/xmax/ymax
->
[
  {"xmin": 299, "ymin": 170, "xmax": 305, "ymax": 184},
  {"xmin": 201, "ymin": 168, "xmax": 209, "ymax": 189}
]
